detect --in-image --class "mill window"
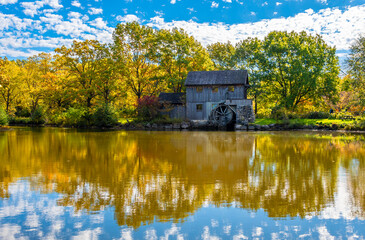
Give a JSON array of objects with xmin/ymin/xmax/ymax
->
[
  {"xmin": 196, "ymin": 104, "xmax": 203, "ymax": 112},
  {"xmin": 196, "ymin": 87, "xmax": 203, "ymax": 93},
  {"xmin": 212, "ymin": 86, "xmax": 218, "ymax": 93},
  {"xmin": 228, "ymin": 86, "xmax": 235, "ymax": 92}
]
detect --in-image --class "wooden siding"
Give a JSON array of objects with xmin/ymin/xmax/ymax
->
[
  {"xmin": 186, "ymin": 85, "xmax": 250, "ymax": 120},
  {"xmin": 187, "ymin": 102, "xmax": 205, "ymax": 120},
  {"xmin": 167, "ymin": 106, "xmax": 186, "ymax": 120},
  {"xmin": 186, "ymin": 85, "xmax": 246, "ymax": 103}
]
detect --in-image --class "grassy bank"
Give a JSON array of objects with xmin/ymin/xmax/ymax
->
[{"xmin": 254, "ymin": 118, "xmax": 365, "ymax": 130}]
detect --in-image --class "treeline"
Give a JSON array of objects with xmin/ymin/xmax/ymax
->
[{"xmin": 0, "ymin": 21, "xmax": 364, "ymax": 127}]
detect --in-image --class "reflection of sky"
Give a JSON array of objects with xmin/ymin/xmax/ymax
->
[{"xmin": 1, "ymin": 178, "xmax": 364, "ymax": 239}]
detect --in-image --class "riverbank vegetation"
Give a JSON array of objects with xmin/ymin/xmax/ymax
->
[{"xmin": 0, "ymin": 22, "xmax": 364, "ymax": 128}]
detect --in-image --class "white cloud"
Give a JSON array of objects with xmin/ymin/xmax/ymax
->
[
  {"xmin": 187, "ymin": 8, "xmax": 195, "ymax": 13},
  {"xmin": 68, "ymin": 11, "xmax": 82, "ymax": 19},
  {"xmin": 250, "ymin": 12, "xmax": 256, "ymax": 16},
  {"xmin": 89, "ymin": 17, "xmax": 108, "ymax": 29},
  {"xmin": 223, "ymin": 0, "xmax": 232, "ymax": 3},
  {"xmin": 1, "ymin": 3, "xmax": 365, "ymax": 60},
  {"xmin": 71, "ymin": 0, "xmax": 81, "ymax": 8},
  {"xmin": 170, "ymin": 0, "xmax": 176, "ymax": 4},
  {"xmin": 39, "ymin": 13, "xmax": 63, "ymax": 25},
  {"xmin": 116, "ymin": 14, "xmax": 140, "ymax": 23},
  {"xmin": 262, "ymin": 2, "xmax": 268, "ymax": 6},
  {"xmin": 21, "ymin": 0, "xmax": 62, "ymax": 17},
  {"xmin": 318, "ymin": 0, "xmax": 327, "ymax": 4},
  {"xmin": 276, "ymin": 2, "xmax": 282, "ymax": 6},
  {"xmin": 21, "ymin": 2, "xmax": 44, "ymax": 17},
  {"xmin": 211, "ymin": 1, "xmax": 219, "ymax": 8},
  {"xmin": 88, "ymin": 7, "xmax": 103, "ymax": 15},
  {"xmin": 146, "ymin": 4, "xmax": 365, "ymax": 51},
  {"xmin": 0, "ymin": 0, "xmax": 17, "ymax": 4}
]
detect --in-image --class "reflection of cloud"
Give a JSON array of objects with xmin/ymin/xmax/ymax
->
[
  {"xmin": 121, "ymin": 228, "xmax": 133, "ymax": 240},
  {"xmin": 72, "ymin": 228, "xmax": 102, "ymax": 240},
  {"xmin": 25, "ymin": 213, "xmax": 40, "ymax": 229},
  {"xmin": 317, "ymin": 226, "xmax": 334, "ymax": 240},
  {"xmin": 0, "ymin": 224, "xmax": 24, "ymax": 240}
]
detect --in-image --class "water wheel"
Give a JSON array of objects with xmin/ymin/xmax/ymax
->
[{"xmin": 211, "ymin": 104, "xmax": 235, "ymax": 126}]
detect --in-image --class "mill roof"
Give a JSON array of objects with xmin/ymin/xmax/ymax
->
[
  {"xmin": 185, "ymin": 70, "xmax": 249, "ymax": 86},
  {"xmin": 158, "ymin": 92, "xmax": 185, "ymax": 104}
]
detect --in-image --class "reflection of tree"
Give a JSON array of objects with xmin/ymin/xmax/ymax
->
[{"xmin": 0, "ymin": 130, "xmax": 365, "ymax": 228}]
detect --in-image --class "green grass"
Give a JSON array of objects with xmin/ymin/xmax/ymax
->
[
  {"xmin": 254, "ymin": 118, "xmax": 278, "ymax": 125},
  {"xmin": 254, "ymin": 118, "xmax": 357, "ymax": 126}
]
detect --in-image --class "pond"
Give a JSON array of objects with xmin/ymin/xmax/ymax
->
[{"xmin": 0, "ymin": 128, "xmax": 364, "ymax": 239}]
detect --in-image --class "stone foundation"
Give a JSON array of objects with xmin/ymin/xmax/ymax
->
[{"xmin": 236, "ymin": 105, "xmax": 255, "ymax": 124}]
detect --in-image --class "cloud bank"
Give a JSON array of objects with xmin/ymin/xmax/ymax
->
[{"xmin": 0, "ymin": 4, "xmax": 364, "ymax": 58}]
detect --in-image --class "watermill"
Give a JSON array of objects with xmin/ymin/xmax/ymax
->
[{"xmin": 210, "ymin": 103, "xmax": 236, "ymax": 127}]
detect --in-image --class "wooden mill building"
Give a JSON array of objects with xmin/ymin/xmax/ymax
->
[{"xmin": 159, "ymin": 70, "xmax": 255, "ymax": 126}]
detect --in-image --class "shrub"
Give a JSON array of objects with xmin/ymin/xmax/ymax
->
[
  {"xmin": 92, "ymin": 104, "xmax": 118, "ymax": 128},
  {"xmin": 0, "ymin": 108, "xmax": 8, "ymax": 126},
  {"xmin": 270, "ymin": 107, "xmax": 288, "ymax": 120},
  {"xmin": 30, "ymin": 107, "xmax": 45, "ymax": 125},
  {"xmin": 15, "ymin": 106, "xmax": 31, "ymax": 117},
  {"xmin": 8, "ymin": 116, "xmax": 30, "ymax": 125},
  {"xmin": 47, "ymin": 112, "xmax": 64, "ymax": 126},
  {"xmin": 302, "ymin": 111, "xmax": 331, "ymax": 119},
  {"xmin": 136, "ymin": 96, "xmax": 160, "ymax": 121},
  {"xmin": 63, "ymin": 107, "xmax": 89, "ymax": 127}
]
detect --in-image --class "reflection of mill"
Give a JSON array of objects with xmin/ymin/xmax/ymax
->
[{"xmin": 184, "ymin": 132, "xmax": 255, "ymax": 182}]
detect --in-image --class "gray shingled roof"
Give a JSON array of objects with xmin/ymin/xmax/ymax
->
[
  {"xmin": 158, "ymin": 92, "xmax": 185, "ymax": 104},
  {"xmin": 185, "ymin": 70, "xmax": 249, "ymax": 86}
]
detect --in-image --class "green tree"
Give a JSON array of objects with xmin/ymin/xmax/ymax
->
[
  {"xmin": 236, "ymin": 37, "xmax": 265, "ymax": 114},
  {"xmin": 207, "ymin": 41, "xmax": 237, "ymax": 70},
  {"xmin": 256, "ymin": 31, "xmax": 339, "ymax": 110},
  {"xmin": 347, "ymin": 35, "xmax": 365, "ymax": 106},
  {"xmin": 0, "ymin": 107, "xmax": 8, "ymax": 126},
  {"xmin": 113, "ymin": 22, "xmax": 162, "ymax": 99},
  {"xmin": 155, "ymin": 28, "xmax": 213, "ymax": 92}
]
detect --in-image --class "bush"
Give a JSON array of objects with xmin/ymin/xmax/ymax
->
[
  {"xmin": 0, "ymin": 108, "xmax": 8, "ymax": 126},
  {"xmin": 92, "ymin": 104, "xmax": 118, "ymax": 128},
  {"xmin": 15, "ymin": 106, "xmax": 31, "ymax": 117},
  {"xmin": 8, "ymin": 116, "xmax": 30, "ymax": 125},
  {"xmin": 30, "ymin": 107, "xmax": 45, "ymax": 125},
  {"xmin": 270, "ymin": 107, "xmax": 288, "ymax": 120},
  {"xmin": 302, "ymin": 111, "xmax": 331, "ymax": 119},
  {"xmin": 63, "ymin": 107, "xmax": 89, "ymax": 127},
  {"xmin": 136, "ymin": 96, "xmax": 160, "ymax": 121}
]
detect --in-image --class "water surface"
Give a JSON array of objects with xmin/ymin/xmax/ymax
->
[{"xmin": 0, "ymin": 128, "xmax": 364, "ymax": 239}]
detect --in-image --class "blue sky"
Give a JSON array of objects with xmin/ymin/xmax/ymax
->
[{"xmin": 1, "ymin": 0, "xmax": 365, "ymax": 60}]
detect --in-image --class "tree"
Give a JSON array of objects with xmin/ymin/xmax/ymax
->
[
  {"xmin": 207, "ymin": 41, "xmax": 237, "ymax": 70},
  {"xmin": 0, "ymin": 59, "xmax": 23, "ymax": 113},
  {"xmin": 155, "ymin": 28, "xmax": 213, "ymax": 92},
  {"xmin": 55, "ymin": 40, "xmax": 106, "ymax": 108},
  {"xmin": 256, "ymin": 31, "xmax": 339, "ymax": 110},
  {"xmin": 93, "ymin": 46, "xmax": 122, "ymax": 105},
  {"xmin": 347, "ymin": 35, "xmax": 365, "ymax": 106},
  {"xmin": 235, "ymin": 37, "xmax": 265, "ymax": 114},
  {"xmin": 113, "ymin": 22, "xmax": 162, "ymax": 100},
  {"xmin": 22, "ymin": 53, "xmax": 54, "ymax": 114}
]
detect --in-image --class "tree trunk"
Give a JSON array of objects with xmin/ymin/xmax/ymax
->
[{"xmin": 254, "ymin": 94, "xmax": 257, "ymax": 115}]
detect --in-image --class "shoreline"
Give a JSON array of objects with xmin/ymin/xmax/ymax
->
[{"xmin": 5, "ymin": 121, "xmax": 365, "ymax": 133}]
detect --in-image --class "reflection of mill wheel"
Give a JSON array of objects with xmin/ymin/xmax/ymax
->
[{"xmin": 211, "ymin": 104, "xmax": 235, "ymax": 126}]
